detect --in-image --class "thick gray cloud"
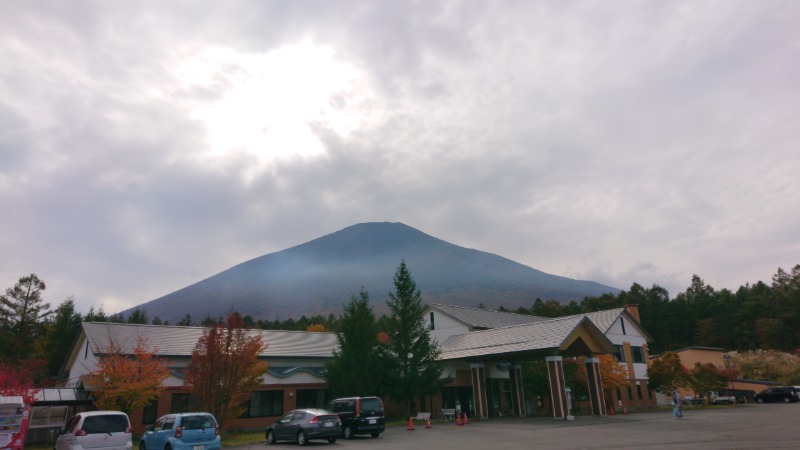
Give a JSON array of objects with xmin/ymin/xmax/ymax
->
[{"xmin": 1, "ymin": 0, "xmax": 798, "ymax": 315}]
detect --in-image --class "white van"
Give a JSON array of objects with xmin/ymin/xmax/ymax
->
[{"xmin": 55, "ymin": 411, "xmax": 132, "ymax": 450}]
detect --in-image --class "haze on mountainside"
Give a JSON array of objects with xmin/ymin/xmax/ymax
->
[{"xmin": 126, "ymin": 222, "xmax": 619, "ymax": 323}]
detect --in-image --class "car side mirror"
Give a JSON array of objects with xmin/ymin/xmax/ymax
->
[
  {"xmin": 54, "ymin": 429, "xmax": 62, "ymax": 437},
  {"xmin": 145, "ymin": 425, "xmax": 153, "ymax": 431}
]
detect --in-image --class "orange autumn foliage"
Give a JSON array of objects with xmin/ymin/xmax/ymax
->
[
  {"xmin": 82, "ymin": 336, "xmax": 168, "ymax": 415},
  {"xmin": 184, "ymin": 313, "xmax": 268, "ymax": 428},
  {"xmin": 578, "ymin": 354, "xmax": 629, "ymax": 393}
]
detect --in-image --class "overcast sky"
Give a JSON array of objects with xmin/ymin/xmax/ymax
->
[{"xmin": 1, "ymin": 1, "xmax": 798, "ymax": 316}]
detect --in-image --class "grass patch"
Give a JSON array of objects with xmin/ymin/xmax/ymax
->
[{"xmin": 221, "ymin": 429, "xmax": 264, "ymax": 447}]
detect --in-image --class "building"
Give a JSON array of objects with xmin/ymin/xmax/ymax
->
[
  {"xmin": 423, "ymin": 303, "xmax": 657, "ymax": 417},
  {"xmin": 667, "ymin": 346, "xmax": 773, "ymax": 404},
  {"xmin": 60, "ymin": 322, "xmax": 337, "ymax": 434},
  {"xmin": 56, "ymin": 304, "xmax": 655, "ymax": 432}
]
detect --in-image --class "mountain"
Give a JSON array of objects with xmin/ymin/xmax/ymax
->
[{"xmin": 130, "ymin": 222, "xmax": 620, "ymax": 323}]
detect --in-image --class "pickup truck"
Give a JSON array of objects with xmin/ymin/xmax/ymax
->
[{"xmin": 711, "ymin": 393, "xmax": 736, "ymax": 404}]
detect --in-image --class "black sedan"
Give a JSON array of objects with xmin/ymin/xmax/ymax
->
[{"xmin": 266, "ymin": 409, "xmax": 341, "ymax": 445}]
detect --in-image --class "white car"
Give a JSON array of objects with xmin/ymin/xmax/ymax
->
[{"xmin": 55, "ymin": 411, "xmax": 132, "ymax": 450}]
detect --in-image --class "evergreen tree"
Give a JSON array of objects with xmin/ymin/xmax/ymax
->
[
  {"xmin": 324, "ymin": 289, "xmax": 387, "ymax": 397},
  {"xmin": 84, "ymin": 306, "xmax": 108, "ymax": 322},
  {"xmin": 384, "ymin": 261, "xmax": 443, "ymax": 416},
  {"xmin": 0, "ymin": 274, "xmax": 52, "ymax": 361},
  {"xmin": 126, "ymin": 308, "xmax": 148, "ymax": 324},
  {"xmin": 39, "ymin": 297, "xmax": 83, "ymax": 377}
]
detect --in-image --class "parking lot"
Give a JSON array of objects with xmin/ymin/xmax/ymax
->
[{"xmin": 238, "ymin": 404, "xmax": 800, "ymax": 449}]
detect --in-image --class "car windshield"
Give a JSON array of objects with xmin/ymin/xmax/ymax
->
[{"xmin": 360, "ymin": 398, "xmax": 382, "ymax": 415}]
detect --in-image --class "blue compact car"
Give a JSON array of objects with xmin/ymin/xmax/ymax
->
[{"xmin": 140, "ymin": 413, "xmax": 220, "ymax": 450}]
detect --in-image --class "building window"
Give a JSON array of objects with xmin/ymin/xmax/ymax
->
[
  {"xmin": 631, "ymin": 346, "xmax": 645, "ymax": 363},
  {"xmin": 616, "ymin": 388, "xmax": 621, "ymax": 402},
  {"xmin": 171, "ymin": 394, "xmax": 198, "ymax": 413},
  {"xmin": 614, "ymin": 345, "xmax": 626, "ymax": 362},
  {"xmin": 626, "ymin": 385, "xmax": 633, "ymax": 400},
  {"xmin": 242, "ymin": 391, "xmax": 284, "ymax": 417},
  {"xmin": 636, "ymin": 384, "xmax": 643, "ymax": 400},
  {"xmin": 296, "ymin": 389, "xmax": 329, "ymax": 409},
  {"xmin": 430, "ymin": 312, "xmax": 435, "ymax": 330},
  {"xmin": 142, "ymin": 399, "xmax": 158, "ymax": 424}
]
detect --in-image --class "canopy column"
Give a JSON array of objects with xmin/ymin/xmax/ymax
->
[
  {"xmin": 546, "ymin": 356, "xmax": 569, "ymax": 420},
  {"xmin": 470, "ymin": 363, "xmax": 488, "ymax": 419},
  {"xmin": 585, "ymin": 357, "xmax": 606, "ymax": 416},
  {"xmin": 509, "ymin": 364, "xmax": 526, "ymax": 417}
]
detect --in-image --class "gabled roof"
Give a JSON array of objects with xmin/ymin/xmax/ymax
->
[
  {"xmin": 438, "ymin": 315, "xmax": 615, "ymax": 361},
  {"xmin": 570, "ymin": 308, "xmax": 654, "ymax": 343},
  {"xmin": 82, "ymin": 322, "xmax": 338, "ymax": 359},
  {"xmin": 426, "ymin": 303, "xmax": 546, "ymax": 329},
  {"xmin": 428, "ymin": 304, "xmax": 653, "ymax": 343}
]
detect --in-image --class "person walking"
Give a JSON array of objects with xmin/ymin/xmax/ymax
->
[{"xmin": 673, "ymin": 392, "xmax": 683, "ymax": 419}]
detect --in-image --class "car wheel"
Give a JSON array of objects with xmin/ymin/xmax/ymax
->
[
  {"xmin": 327, "ymin": 437, "xmax": 337, "ymax": 444},
  {"xmin": 371, "ymin": 432, "xmax": 380, "ymax": 438},
  {"xmin": 165, "ymin": 445, "xmax": 171, "ymax": 450},
  {"xmin": 343, "ymin": 426, "xmax": 353, "ymax": 439},
  {"xmin": 266, "ymin": 430, "xmax": 275, "ymax": 445},
  {"xmin": 757, "ymin": 398, "xmax": 764, "ymax": 403},
  {"xmin": 297, "ymin": 430, "xmax": 308, "ymax": 446},
  {"xmin": 784, "ymin": 397, "xmax": 791, "ymax": 403},
  {"xmin": 140, "ymin": 442, "xmax": 146, "ymax": 450}
]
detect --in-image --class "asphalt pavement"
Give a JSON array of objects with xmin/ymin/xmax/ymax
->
[{"xmin": 236, "ymin": 404, "xmax": 800, "ymax": 449}]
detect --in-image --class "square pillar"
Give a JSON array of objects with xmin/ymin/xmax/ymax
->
[
  {"xmin": 470, "ymin": 363, "xmax": 488, "ymax": 419},
  {"xmin": 585, "ymin": 357, "xmax": 606, "ymax": 416},
  {"xmin": 509, "ymin": 365, "xmax": 526, "ymax": 417},
  {"xmin": 546, "ymin": 356, "xmax": 569, "ymax": 420}
]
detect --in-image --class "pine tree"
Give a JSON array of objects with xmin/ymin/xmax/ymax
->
[
  {"xmin": 324, "ymin": 289, "xmax": 387, "ymax": 397},
  {"xmin": 385, "ymin": 261, "xmax": 443, "ymax": 416},
  {"xmin": 0, "ymin": 274, "xmax": 52, "ymax": 361},
  {"xmin": 38, "ymin": 297, "xmax": 83, "ymax": 377}
]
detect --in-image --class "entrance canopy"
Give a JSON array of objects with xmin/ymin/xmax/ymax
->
[{"xmin": 438, "ymin": 315, "xmax": 616, "ymax": 362}]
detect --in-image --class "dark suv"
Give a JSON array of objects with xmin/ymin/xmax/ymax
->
[
  {"xmin": 754, "ymin": 387, "xmax": 799, "ymax": 403},
  {"xmin": 327, "ymin": 397, "xmax": 385, "ymax": 439}
]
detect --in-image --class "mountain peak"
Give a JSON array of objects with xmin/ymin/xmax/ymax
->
[{"xmin": 131, "ymin": 223, "xmax": 619, "ymax": 322}]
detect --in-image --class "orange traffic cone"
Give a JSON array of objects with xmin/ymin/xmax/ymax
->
[
  {"xmin": 463, "ymin": 412, "xmax": 468, "ymax": 424},
  {"xmin": 425, "ymin": 416, "xmax": 431, "ymax": 428},
  {"xmin": 407, "ymin": 416, "xmax": 415, "ymax": 431},
  {"xmin": 456, "ymin": 413, "xmax": 462, "ymax": 426},
  {"xmin": 609, "ymin": 406, "xmax": 615, "ymax": 415}
]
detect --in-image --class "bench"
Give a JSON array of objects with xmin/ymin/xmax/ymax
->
[
  {"xmin": 412, "ymin": 412, "xmax": 431, "ymax": 421},
  {"xmin": 440, "ymin": 409, "xmax": 456, "ymax": 421}
]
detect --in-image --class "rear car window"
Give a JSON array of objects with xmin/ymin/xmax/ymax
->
[
  {"xmin": 82, "ymin": 415, "xmax": 129, "ymax": 434},
  {"xmin": 360, "ymin": 398, "xmax": 382, "ymax": 414},
  {"xmin": 181, "ymin": 415, "xmax": 214, "ymax": 430}
]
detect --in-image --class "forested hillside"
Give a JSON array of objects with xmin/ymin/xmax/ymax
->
[{"xmin": 505, "ymin": 265, "xmax": 800, "ymax": 355}]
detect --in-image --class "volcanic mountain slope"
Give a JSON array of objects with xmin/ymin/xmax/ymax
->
[{"xmin": 130, "ymin": 222, "xmax": 619, "ymax": 323}]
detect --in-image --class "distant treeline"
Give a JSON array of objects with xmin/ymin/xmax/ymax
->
[
  {"xmin": 114, "ymin": 264, "xmax": 800, "ymax": 355},
  {"xmin": 503, "ymin": 265, "xmax": 800, "ymax": 355}
]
